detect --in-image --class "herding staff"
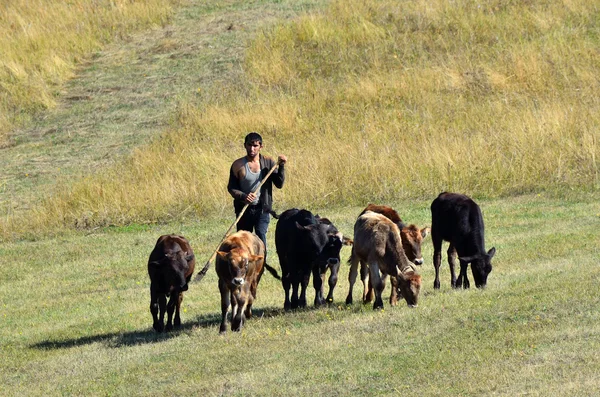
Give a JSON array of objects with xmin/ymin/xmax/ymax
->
[{"xmin": 194, "ymin": 159, "xmax": 283, "ymax": 282}]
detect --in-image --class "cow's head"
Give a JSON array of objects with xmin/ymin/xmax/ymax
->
[
  {"xmin": 150, "ymin": 250, "xmax": 195, "ymax": 292},
  {"xmin": 459, "ymin": 247, "xmax": 496, "ymax": 288},
  {"xmin": 297, "ymin": 219, "xmax": 346, "ymax": 273},
  {"xmin": 399, "ymin": 225, "xmax": 430, "ymax": 266},
  {"xmin": 397, "ymin": 265, "xmax": 422, "ymax": 307},
  {"xmin": 217, "ymin": 248, "xmax": 263, "ymax": 287}
]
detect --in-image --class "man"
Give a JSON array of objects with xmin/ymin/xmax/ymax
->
[{"xmin": 227, "ymin": 132, "xmax": 287, "ymax": 262}]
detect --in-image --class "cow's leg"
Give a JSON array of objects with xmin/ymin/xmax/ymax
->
[
  {"xmin": 458, "ymin": 259, "xmax": 470, "ymax": 289},
  {"xmin": 290, "ymin": 275, "xmax": 300, "ymax": 309},
  {"xmin": 155, "ymin": 293, "xmax": 167, "ymax": 332},
  {"xmin": 448, "ymin": 245, "xmax": 459, "ymax": 288},
  {"xmin": 165, "ymin": 293, "xmax": 177, "ymax": 332},
  {"xmin": 326, "ymin": 261, "xmax": 340, "ymax": 303},
  {"xmin": 232, "ymin": 292, "xmax": 247, "ymax": 332},
  {"xmin": 218, "ymin": 279, "xmax": 230, "ymax": 334},
  {"xmin": 313, "ymin": 267, "xmax": 325, "ymax": 306},
  {"xmin": 150, "ymin": 286, "xmax": 163, "ymax": 332},
  {"xmin": 173, "ymin": 292, "xmax": 184, "ymax": 329},
  {"xmin": 389, "ymin": 275, "xmax": 399, "ymax": 306},
  {"xmin": 282, "ymin": 273, "xmax": 292, "ymax": 310},
  {"xmin": 361, "ymin": 261, "xmax": 373, "ymax": 303},
  {"xmin": 432, "ymin": 235, "xmax": 443, "ymax": 289},
  {"xmin": 298, "ymin": 272, "xmax": 310, "ymax": 308},
  {"xmin": 246, "ymin": 280, "xmax": 259, "ymax": 319},
  {"xmin": 369, "ymin": 262, "xmax": 385, "ymax": 310},
  {"xmin": 345, "ymin": 249, "xmax": 359, "ymax": 305}
]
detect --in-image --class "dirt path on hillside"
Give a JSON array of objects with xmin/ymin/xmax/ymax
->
[{"xmin": 0, "ymin": 0, "xmax": 324, "ymax": 216}]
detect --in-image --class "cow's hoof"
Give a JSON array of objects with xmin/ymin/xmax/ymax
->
[
  {"xmin": 326, "ymin": 297, "xmax": 334, "ymax": 303},
  {"xmin": 153, "ymin": 322, "xmax": 164, "ymax": 333},
  {"xmin": 165, "ymin": 323, "xmax": 173, "ymax": 332},
  {"xmin": 345, "ymin": 296, "xmax": 353, "ymax": 305}
]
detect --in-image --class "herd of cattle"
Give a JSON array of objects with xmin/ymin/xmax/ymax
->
[{"xmin": 147, "ymin": 192, "xmax": 496, "ymax": 334}]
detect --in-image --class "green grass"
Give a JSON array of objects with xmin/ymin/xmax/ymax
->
[
  {"xmin": 1, "ymin": 1, "xmax": 599, "ymax": 394},
  {"xmin": 1, "ymin": 194, "xmax": 599, "ymax": 395}
]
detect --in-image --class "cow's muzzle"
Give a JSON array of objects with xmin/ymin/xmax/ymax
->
[
  {"xmin": 413, "ymin": 258, "xmax": 424, "ymax": 266},
  {"xmin": 327, "ymin": 258, "xmax": 339, "ymax": 266},
  {"xmin": 232, "ymin": 278, "xmax": 245, "ymax": 286}
]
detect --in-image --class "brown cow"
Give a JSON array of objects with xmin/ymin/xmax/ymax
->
[
  {"xmin": 358, "ymin": 204, "xmax": 429, "ymax": 303},
  {"xmin": 345, "ymin": 211, "xmax": 421, "ymax": 309},
  {"xmin": 148, "ymin": 235, "xmax": 196, "ymax": 332},
  {"xmin": 215, "ymin": 230, "xmax": 265, "ymax": 333}
]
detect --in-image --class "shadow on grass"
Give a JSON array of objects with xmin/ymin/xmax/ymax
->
[{"xmin": 30, "ymin": 305, "xmax": 291, "ymax": 350}]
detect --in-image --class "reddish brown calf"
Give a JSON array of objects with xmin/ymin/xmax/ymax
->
[{"xmin": 215, "ymin": 231, "xmax": 265, "ymax": 333}]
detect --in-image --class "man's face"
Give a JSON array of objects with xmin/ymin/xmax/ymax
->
[{"xmin": 245, "ymin": 140, "xmax": 262, "ymax": 157}]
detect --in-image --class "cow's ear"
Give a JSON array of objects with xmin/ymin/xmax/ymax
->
[
  {"xmin": 421, "ymin": 227, "xmax": 431, "ymax": 239},
  {"xmin": 400, "ymin": 265, "xmax": 417, "ymax": 279},
  {"xmin": 458, "ymin": 254, "xmax": 479, "ymax": 263},
  {"xmin": 216, "ymin": 251, "xmax": 228, "ymax": 261},
  {"xmin": 295, "ymin": 221, "xmax": 309, "ymax": 231},
  {"xmin": 487, "ymin": 247, "xmax": 496, "ymax": 259},
  {"xmin": 343, "ymin": 236, "xmax": 354, "ymax": 246},
  {"xmin": 249, "ymin": 254, "xmax": 264, "ymax": 263}
]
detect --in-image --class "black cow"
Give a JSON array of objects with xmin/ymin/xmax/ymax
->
[
  {"xmin": 148, "ymin": 235, "xmax": 195, "ymax": 332},
  {"xmin": 431, "ymin": 192, "xmax": 496, "ymax": 289},
  {"xmin": 274, "ymin": 208, "xmax": 347, "ymax": 310}
]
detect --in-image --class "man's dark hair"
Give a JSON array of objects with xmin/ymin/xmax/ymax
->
[{"xmin": 244, "ymin": 132, "xmax": 263, "ymax": 145}]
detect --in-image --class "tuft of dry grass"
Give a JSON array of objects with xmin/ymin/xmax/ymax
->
[{"xmin": 0, "ymin": 0, "xmax": 179, "ymax": 144}]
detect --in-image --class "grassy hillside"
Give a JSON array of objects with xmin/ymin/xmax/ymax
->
[
  {"xmin": 1, "ymin": 194, "xmax": 598, "ymax": 395},
  {"xmin": 0, "ymin": 0, "xmax": 180, "ymax": 143},
  {"xmin": 1, "ymin": 0, "xmax": 599, "ymax": 240}
]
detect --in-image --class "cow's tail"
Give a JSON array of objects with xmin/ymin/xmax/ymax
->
[
  {"xmin": 263, "ymin": 263, "xmax": 281, "ymax": 280},
  {"xmin": 267, "ymin": 209, "xmax": 280, "ymax": 219}
]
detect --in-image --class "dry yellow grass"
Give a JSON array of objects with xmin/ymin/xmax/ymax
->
[
  {"xmin": 1, "ymin": 0, "xmax": 599, "ymax": 240},
  {"xmin": 0, "ymin": 0, "xmax": 179, "ymax": 144}
]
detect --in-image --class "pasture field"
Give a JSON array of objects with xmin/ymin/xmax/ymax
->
[
  {"xmin": 1, "ymin": 0, "xmax": 599, "ymax": 395},
  {"xmin": 1, "ymin": 193, "xmax": 599, "ymax": 396}
]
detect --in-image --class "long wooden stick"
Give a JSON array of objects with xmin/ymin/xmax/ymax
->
[{"xmin": 194, "ymin": 159, "xmax": 282, "ymax": 282}]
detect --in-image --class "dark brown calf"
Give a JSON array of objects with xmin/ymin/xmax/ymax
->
[
  {"xmin": 148, "ymin": 235, "xmax": 196, "ymax": 332},
  {"xmin": 215, "ymin": 231, "xmax": 265, "ymax": 333},
  {"xmin": 346, "ymin": 211, "xmax": 421, "ymax": 309}
]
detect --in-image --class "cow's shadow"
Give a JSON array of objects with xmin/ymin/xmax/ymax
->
[{"xmin": 30, "ymin": 306, "xmax": 288, "ymax": 350}]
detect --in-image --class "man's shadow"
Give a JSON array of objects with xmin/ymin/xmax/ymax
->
[{"xmin": 30, "ymin": 306, "xmax": 286, "ymax": 350}]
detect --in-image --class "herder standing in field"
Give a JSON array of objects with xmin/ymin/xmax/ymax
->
[{"xmin": 227, "ymin": 132, "xmax": 287, "ymax": 263}]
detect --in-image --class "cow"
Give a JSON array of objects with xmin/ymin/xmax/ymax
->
[
  {"xmin": 148, "ymin": 235, "xmax": 196, "ymax": 332},
  {"xmin": 345, "ymin": 211, "xmax": 421, "ymax": 309},
  {"xmin": 215, "ymin": 230, "xmax": 265, "ymax": 333},
  {"xmin": 430, "ymin": 192, "xmax": 496, "ymax": 289},
  {"xmin": 273, "ymin": 208, "xmax": 348, "ymax": 310},
  {"xmin": 357, "ymin": 204, "xmax": 430, "ymax": 303}
]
